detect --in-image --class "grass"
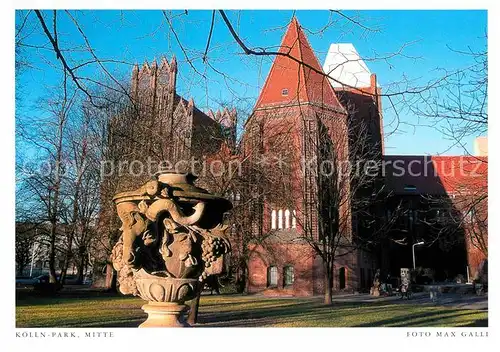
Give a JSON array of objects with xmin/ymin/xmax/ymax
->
[{"xmin": 16, "ymin": 290, "xmax": 487, "ymax": 328}]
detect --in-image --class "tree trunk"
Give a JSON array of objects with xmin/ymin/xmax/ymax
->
[
  {"xmin": 187, "ymin": 286, "xmax": 203, "ymax": 325},
  {"xmin": 60, "ymin": 259, "xmax": 69, "ymax": 285},
  {"xmin": 324, "ymin": 269, "xmax": 333, "ymax": 305},
  {"xmin": 236, "ymin": 262, "xmax": 247, "ymax": 293},
  {"xmin": 84, "ymin": 260, "xmax": 89, "ymax": 283},
  {"xmin": 105, "ymin": 263, "xmax": 118, "ymax": 292},
  {"xmin": 105, "ymin": 262, "xmax": 113, "ymax": 287},
  {"xmin": 17, "ymin": 264, "xmax": 26, "ymax": 277},
  {"xmin": 75, "ymin": 243, "xmax": 87, "ymax": 284},
  {"xmin": 48, "ymin": 222, "xmax": 58, "ymax": 284},
  {"xmin": 76, "ymin": 257, "xmax": 85, "ymax": 285},
  {"xmin": 60, "ymin": 237, "xmax": 73, "ymax": 285}
]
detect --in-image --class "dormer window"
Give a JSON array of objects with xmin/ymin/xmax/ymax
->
[{"xmin": 281, "ymin": 88, "xmax": 289, "ymax": 96}]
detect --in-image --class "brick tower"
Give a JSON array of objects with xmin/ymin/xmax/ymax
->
[{"xmin": 244, "ymin": 18, "xmax": 357, "ymax": 296}]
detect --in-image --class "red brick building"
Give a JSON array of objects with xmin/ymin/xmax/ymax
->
[
  {"xmin": 96, "ymin": 57, "xmax": 237, "ymax": 287},
  {"xmin": 383, "ymin": 155, "xmax": 487, "ymax": 282},
  {"xmin": 243, "ymin": 18, "xmax": 362, "ymax": 296},
  {"xmin": 241, "ymin": 18, "xmax": 487, "ymax": 296},
  {"xmin": 127, "ymin": 57, "xmax": 236, "ymax": 163}
]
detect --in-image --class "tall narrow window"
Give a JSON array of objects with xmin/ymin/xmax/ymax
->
[
  {"xmin": 278, "ymin": 209, "xmax": 283, "ymax": 229},
  {"xmin": 339, "ymin": 267, "xmax": 346, "ymax": 290},
  {"xmin": 283, "ymin": 266, "xmax": 294, "ymax": 286},
  {"xmin": 267, "ymin": 266, "xmax": 278, "ymax": 287},
  {"xmin": 271, "ymin": 210, "xmax": 277, "ymax": 229},
  {"xmin": 292, "ymin": 210, "xmax": 297, "ymax": 228},
  {"xmin": 284, "ymin": 209, "xmax": 291, "ymax": 229}
]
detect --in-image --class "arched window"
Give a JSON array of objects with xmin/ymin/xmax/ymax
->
[
  {"xmin": 271, "ymin": 210, "xmax": 277, "ymax": 229},
  {"xmin": 283, "ymin": 266, "xmax": 294, "ymax": 286},
  {"xmin": 284, "ymin": 209, "xmax": 291, "ymax": 229},
  {"xmin": 292, "ymin": 210, "xmax": 297, "ymax": 228},
  {"xmin": 267, "ymin": 266, "xmax": 278, "ymax": 287},
  {"xmin": 278, "ymin": 210, "xmax": 283, "ymax": 229},
  {"xmin": 339, "ymin": 267, "xmax": 346, "ymax": 290}
]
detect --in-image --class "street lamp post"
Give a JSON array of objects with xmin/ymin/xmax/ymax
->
[{"xmin": 412, "ymin": 241, "xmax": 425, "ymax": 270}]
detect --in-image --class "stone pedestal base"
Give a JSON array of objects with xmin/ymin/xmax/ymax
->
[{"xmin": 139, "ymin": 302, "xmax": 190, "ymax": 327}]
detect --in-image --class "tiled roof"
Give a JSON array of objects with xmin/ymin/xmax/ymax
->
[
  {"xmin": 254, "ymin": 17, "xmax": 344, "ymax": 112},
  {"xmin": 383, "ymin": 155, "xmax": 488, "ymax": 195}
]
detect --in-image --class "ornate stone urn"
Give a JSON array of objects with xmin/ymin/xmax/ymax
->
[{"xmin": 111, "ymin": 172, "xmax": 232, "ymax": 327}]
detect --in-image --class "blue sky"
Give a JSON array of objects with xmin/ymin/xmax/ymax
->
[{"xmin": 16, "ymin": 10, "xmax": 487, "ymax": 155}]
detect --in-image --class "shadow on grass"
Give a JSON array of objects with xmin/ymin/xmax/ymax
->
[
  {"xmin": 462, "ymin": 318, "xmax": 488, "ymax": 327},
  {"xmin": 354, "ymin": 310, "xmax": 485, "ymax": 327},
  {"xmin": 16, "ymin": 288, "xmax": 131, "ymax": 307},
  {"xmin": 81, "ymin": 318, "xmax": 145, "ymax": 328},
  {"xmin": 16, "ymin": 289, "xmax": 488, "ymax": 328},
  {"xmin": 197, "ymin": 297, "xmax": 487, "ymax": 328}
]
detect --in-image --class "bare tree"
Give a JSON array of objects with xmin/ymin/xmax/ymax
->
[
  {"xmin": 15, "ymin": 223, "xmax": 41, "ymax": 277},
  {"xmin": 410, "ymin": 43, "xmax": 487, "ymax": 279},
  {"xmin": 410, "ymin": 42, "xmax": 487, "ymax": 154},
  {"xmin": 16, "ymin": 75, "xmax": 79, "ymax": 284},
  {"xmin": 16, "ymin": 9, "xmax": 480, "ymax": 299},
  {"xmin": 16, "ymin": 71, "xmax": 107, "ymax": 286},
  {"xmin": 420, "ymin": 156, "xmax": 487, "ymax": 281},
  {"xmin": 301, "ymin": 113, "xmax": 394, "ymax": 303}
]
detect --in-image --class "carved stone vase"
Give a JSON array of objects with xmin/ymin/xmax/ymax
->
[{"xmin": 111, "ymin": 172, "xmax": 232, "ymax": 327}]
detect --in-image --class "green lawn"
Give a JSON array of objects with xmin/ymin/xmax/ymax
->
[{"xmin": 16, "ymin": 290, "xmax": 487, "ymax": 328}]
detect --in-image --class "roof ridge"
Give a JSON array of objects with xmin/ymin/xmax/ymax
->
[
  {"xmin": 253, "ymin": 17, "xmax": 345, "ymax": 112},
  {"xmin": 295, "ymin": 18, "xmax": 344, "ymax": 110},
  {"xmin": 254, "ymin": 19, "xmax": 297, "ymax": 109},
  {"xmin": 294, "ymin": 18, "xmax": 307, "ymax": 104}
]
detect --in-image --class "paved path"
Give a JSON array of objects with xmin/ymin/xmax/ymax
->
[{"xmin": 329, "ymin": 292, "xmax": 488, "ymax": 310}]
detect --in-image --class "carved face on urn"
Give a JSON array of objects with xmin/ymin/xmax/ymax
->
[
  {"xmin": 160, "ymin": 218, "xmax": 201, "ymax": 278},
  {"xmin": 112, "ymin": 173, "xmax": 232, "ymax": 297},
  {"xmin": 111, "ymin": 173, "xmax": 233, "ymax": 327},
  {"xmin": 116, "ymin": 202, "xmax": 155, "ymax": 267}
]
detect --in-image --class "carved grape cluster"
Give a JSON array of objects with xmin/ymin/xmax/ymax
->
[{"xmin": 199, "ymin": 236, "xmax": 229, "ymax": 281}]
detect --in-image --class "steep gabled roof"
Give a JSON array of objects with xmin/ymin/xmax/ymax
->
[{"xmin": 254, "ymin": 17, "xmax": 345, "ymax": 112}]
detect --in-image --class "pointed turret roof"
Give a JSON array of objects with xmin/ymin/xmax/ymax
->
[
  {"xmin": 323, "ymin": 43, "xmax": 374, "ymax": 88},
  {"xmin": 254, "ymin": 17, "xmax": 344, "ymax": 112}
]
